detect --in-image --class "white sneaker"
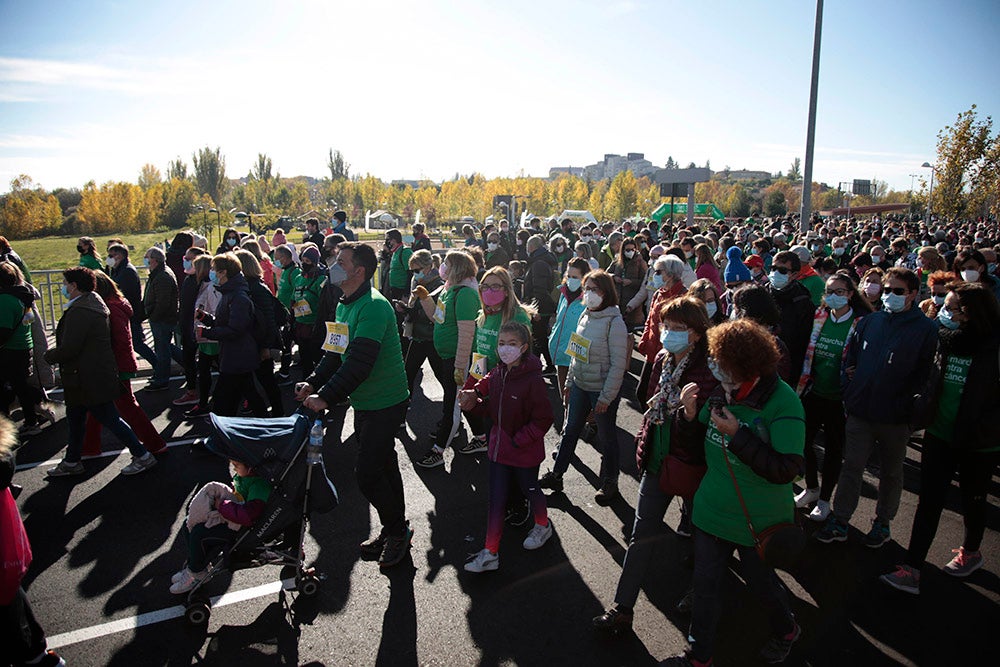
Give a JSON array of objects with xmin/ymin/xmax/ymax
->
[
  {"xmin": 808, "ymin": 499, "xmax": 831, "ymax": 522},
  {"xmin": 169, "ymin": 568, "xmax": 207, "ymax": 594},
  {"xmin": 121, "ymin": 452, "xmax": 157, "ymax": 476},
  {"xmin": 794, "ymin": 487, "xmax": 820, "ymax": 509},
  {"xmin": 523, "ymin": 520, "xmax": 553, "ymax": 550},
  {"xmin": 171, "ymin": 567, "xmax": 189, "ymax": 583},
  {"xmin": 464, "ymin": 548, "xmax": 499, "ymax": 573}
]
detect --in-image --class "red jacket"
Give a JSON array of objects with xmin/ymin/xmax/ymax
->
[
  {"xmin": 470, "ymin": 353, "xmax": 553, "ymax": 467},
  {"xmin": 106, "ymin": 295, "xmax": 138, "ymax": 374},
  {"xmin": 637, "ymin": 281, "xmax": 686, "ymax": 362}
]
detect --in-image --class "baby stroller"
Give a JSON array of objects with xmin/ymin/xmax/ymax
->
[{"xmin": 182, "ymin": 409, "xmax": 338, "ymax": 626}]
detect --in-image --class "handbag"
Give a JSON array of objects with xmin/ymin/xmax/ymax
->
[
  {"xmin": 658, "ymin": 454, "xmax": 707, "ymax": 500},
  {"xmin": 721, "ymin": 445, "xmax": 804, "ymax": 571}
]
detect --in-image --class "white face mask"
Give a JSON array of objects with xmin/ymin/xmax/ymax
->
[
  {"xmin": 624, "ymin": 250, "xmax": 636, "ymax": 259},
  {"xmin": 583, "ymin": 290, "xmax": 603, "ymax": 309},
  {"xmin": 961, "ymin": 269, "xmax": 980, "ymax": 282},
  {"xmin": 487, "ymin": 242, "xmax": 498, "ymax": 251}
]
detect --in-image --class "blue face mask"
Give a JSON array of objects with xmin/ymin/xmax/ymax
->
[
  {"xmin": 660, "ymin": 329, "xmax": 690, "ymax": 354},
  {"xmin": 938, "ymin": 307, "xmax": 960, "ymax": 330},
  {"xmin": 882, "ymin": 292, "xmax": 907, "ymax": 313},
  {"xmin": 566, "ymin": 277, "xmax": 582, "ymax": 292},
  {"xmin": 652, "ymin": 273, "xmax": 665, "ymax": 290},
  {"xmin": 143, "ymin": 257, "xmax": 150, "ymax": 268},
  {"xmin": 708, "ymin": 357, "xmax": 733, "ymax": 384},
  {"xmin": 182, "ymin": 258, "xmax": 193, "ymax": 272},
  {"xmin": 209, "ymin": 269, "xmax": 219, "ymax": 286},
  {"xmin": 825, "ymin": 293, "xmax": 849, "ymax": 311},
  {"xmin": 705, "ymin": 301, "xmax": 718, "ymax": 318},
  {"xmin": 226, "ymin": 238, "xmax": 237, "ymax": 247},
  {"xmin": 61, "ymin": 284, "xmax": 70, "ymax": 300},
  {"xmin": 769, "ymin": 271, "xmax": 789, "ymax": 290},
  {"xmin": 413, "ymin": 271, "xmax": 425, "ymax": 282}
]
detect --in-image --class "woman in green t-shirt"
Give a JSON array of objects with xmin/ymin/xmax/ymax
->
[
  {"xmin": 793, "ymin": 271, "xmax": 872, "ymax": 522},
  {"xmin": 664, "ymin": 319, "xmax": 805, "ymax": 666},
  {"xmin": 77, "ymin": 236, "xmax": 103, "ymax": 271},
  {"xmin": 416, "ymin": 250, "xmax": 480, "ymax": 469},
  {"xmin": 881, "ymin": 282, "xmax": 1000, "ymax": 595}
]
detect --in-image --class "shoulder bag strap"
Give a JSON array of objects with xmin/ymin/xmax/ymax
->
[{"xmin": 721, "ymin": 442, "xmax": 759, "ymax": 545}]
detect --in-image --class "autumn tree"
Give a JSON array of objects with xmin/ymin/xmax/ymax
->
[
  {"xmin": 932, "ymin": 105, "xmax": 998, "ymax": 219},
  {"xmin": 788, "ymin": 158, "xmax": 802, "ymax": 181},
  {"xmin": 0, "ymin": 175, "xmax": 62, "ymax": 238},
  {"xmin": 763, "ymin": 189, "xmax": 787, "ymax": 217},
  {"xmin": 166, "ymin": 158, "xmax": 188, "ymax": 181},
  {"xmin": 327, "ymin": 148, "xmax": 350, "ymax": 180},
  {"xmin": 252, "ymin": 153, "xmax": 273, "ymax": 182},
  {"xmin": 192, "ymin": 146, "xmax": 227, "ymax": 207},
  {"xmin": 138, "ymin": 164, "xmax": 162, "ymax": 190},
  {"xmin": 605, "ymin": 170, "xmax": 639, "ymax": 221}
]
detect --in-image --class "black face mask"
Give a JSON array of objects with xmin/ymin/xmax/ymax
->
[
  {"xmin": 301, "ymin": 262, "xmax": 314, "ymax": 274},
  {"xmin": 77, "ymin": 245, "xmax": 86, "ymax": 254}
]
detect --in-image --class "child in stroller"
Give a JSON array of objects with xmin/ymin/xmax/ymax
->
[
  {"xmin": 175, "ymin": 411, "xmax": 338, "ymax": 625},
  {"xmin": 171, "ymin": 459, "xmax": 272, "ymax": 594}
]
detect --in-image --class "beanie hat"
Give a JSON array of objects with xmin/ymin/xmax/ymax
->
[
  {"xmin": 724, "ymin": 246, "xmax": 752, "ymax": 283},
  {"xmin": 300, "ymin": 245, "xmax": 321, "ymax": 265},
  {"xmin": 333, "ymin": 210, "xmax": 347, "ymax": 224}
]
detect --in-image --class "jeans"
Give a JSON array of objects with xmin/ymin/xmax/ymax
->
[
  {"xmin": 354, "ymin": 400, "xmax": 409, "ymax": 538},
  {"xmin": 181, "ymin": 334, "xmax": 198, "ymax": 389},
  {"xmin": 182, "ymin": 522, "xmax": 239, "ymax": 572},
  {"xmin": 485, "ymin": 462, "xmax": 547, "ymax": 553},
  {"xmin": 0, "ymin": 348, "xmax": 43, "ymax": 426},
  {"xmin": 131, "ymin": 316, "xmax": 156, "ymax": 367},
  {"xmin": 84, "ymin": 380, "xmax": 165, "ymax": 454},
  {"xmin": 553, "ymin": 384, "xmax": 621, "ymax": 485},
  {"xmin": 65, "ymin": 401, "xmax": 146, "ymax": 463},
  {"xmin": 832, "ymin": 415, "xmax": 912, "ymax": 524},
  {"xmin": 905, "ymin": 433, "xmax": 999, "ymax": 569},
  {"xmin": 802, "ymin": 393, "xmax": 847, "ymax": 501},
  {"xmin": 689, "ymin": 528, "xmax": 795, "ymax": 663},
  {"xmin": 149, "ymin": 320, "xmax": 182, "ymax": 385},
  {"xmin": 614, "ymin": 471, "xmax": 675, "ymax": 609},
  {"xmin": 197, "ymin": 351, "xmax": 218, "ymax": 408},
  {"xmin": 212, "ymin": 372, "xmax": 267, "ymax": 417}
]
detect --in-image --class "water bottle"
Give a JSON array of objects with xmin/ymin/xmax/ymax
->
[{"xmin": 308, "ymin": 419, "xmax": 324, "ymax": 464}]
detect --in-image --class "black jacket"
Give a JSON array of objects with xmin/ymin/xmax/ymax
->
[
  {"xmin": 311, "ymin": 280, "xmax": 345, "ymax": 345},
  {"xmin": 523, "ymin": 248, "xmax": 557, "ymax": 315},
  {"xmin": 179, "ymin": 274, "xmax": 200, "ymax": 341},
  {"xmin": 769, "ymin": 281, "xmax": 814, "ymax": 382},
  {"xmin": 111, "ymin": 261, "xmax": 144, "ymax": 321}
]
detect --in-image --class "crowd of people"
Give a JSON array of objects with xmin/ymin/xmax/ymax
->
[{"xmin": 1, "ymin": 207, "xmax": 998, "ymax": 665}]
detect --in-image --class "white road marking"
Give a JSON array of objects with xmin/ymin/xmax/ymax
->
[
  {"xmin": 15, "ymin": 438, "xmax": 198, "ymax": 471},
  {"xmin": 46, "ymin": 578, "xmax": 295, "ymax": 648}
]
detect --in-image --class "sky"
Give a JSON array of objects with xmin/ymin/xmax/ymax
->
[{"xmin": 0, "ymin": 0, "xmax": 997, "ymax": 196}]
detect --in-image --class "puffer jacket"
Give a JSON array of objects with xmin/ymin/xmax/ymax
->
[
  {"xmin": 548, "ymin": 286, "xmax": 586, "ymax": 367},
  {"xmin": 143, "ymin": 263, "xmax": 179, "ymax": 325},
  {"xmin": 566, "ymin": 304, "xmax": 628, "ymax": 406},
  {"xmin": 469, "ymin": 353, "xmax": 553, "ymax": 467},
  {"xmin": 44, "ymin": 291, "xmax": 120, "ymax": 407},
  {"xmin": 203, "ymin": 274, "xmax": 260, "ymax": 374}
]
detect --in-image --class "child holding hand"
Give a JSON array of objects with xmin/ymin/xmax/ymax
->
[
  {"xmin": 171, "ymin": 459, "xmax": 272, "ymax": 593},
  {"xmin": 459, "ymin": 322, "xmax": 554, "ymax": 573}
]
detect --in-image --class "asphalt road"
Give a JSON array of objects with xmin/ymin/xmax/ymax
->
[{"xmin": 9, "ymin": 352, "xmax": 999, "ymax": 667}]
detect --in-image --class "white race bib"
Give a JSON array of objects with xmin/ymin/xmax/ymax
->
[
  {"xmin": 566, "ymin": 332, "xmax": 591, "ymax": 363},
  {"xmin": 321, "ymin": 321, "xmax": 349, "ymax": 354}
]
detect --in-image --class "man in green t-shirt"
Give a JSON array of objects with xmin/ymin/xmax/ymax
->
[
  {"xmin": 384, "ymin": 229, "xmax": 413, "ymax": 343},
  {"xmin": 297, "ymin": 242, "xmax": 412, "ymax": 569}
]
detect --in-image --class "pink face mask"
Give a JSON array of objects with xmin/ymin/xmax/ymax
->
[
  {"xmin": 439, "ymin": 264, "xmax": 449, "ymax": 280},
  {"xmin": 497, "ymin": 344, "xmax": 523, "ymax": 365},
  {"xmin": 481, "ymin": 287, "xmax": 506, "ymax": 307}
]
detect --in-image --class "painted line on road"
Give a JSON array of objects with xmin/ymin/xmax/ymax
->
[
  {"xmin": 15, "ymin": 437, "xmax": 199, "ymax": 471},
  {"xmin": 47, "ymin": 577, "xmax": 295, "ymax": 649}
]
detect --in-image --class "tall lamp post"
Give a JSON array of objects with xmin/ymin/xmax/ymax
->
[
  {"xmin": 799, "ymin": 0, "xmax": 824, "ymax": 232},
  {"xmin": 921, "ymin": 162, "xmax": 936, "ymax": 223}
]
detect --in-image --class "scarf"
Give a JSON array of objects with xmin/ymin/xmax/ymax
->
[
  {"xmin": 796, "ymin": 306, "xmax": 857, "ymax": 396},
  {"xmin": 648, "ymin": 351, "xmax": 693, "ymax": 425}
]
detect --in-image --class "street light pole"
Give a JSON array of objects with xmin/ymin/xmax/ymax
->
[
  {"xmin": 799, "ymin": 0, "xmax": 824, "ymax": 232},
  {"xmin": 921, "ymin": 162, "xmax": 936, "ymax": 223}
]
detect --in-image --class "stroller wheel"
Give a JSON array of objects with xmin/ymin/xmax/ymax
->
[
  {"xmin": 185, "ymin": 601, "xmax": 211, "ymax": 626},
  {"xmin": 297, "ymin": 574, "xmax": 321, "ymax": 597}
]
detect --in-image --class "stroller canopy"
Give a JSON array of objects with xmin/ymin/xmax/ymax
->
[{"xmin": 207, "ymin": 414, "xmax": 311, "ymax": 480}]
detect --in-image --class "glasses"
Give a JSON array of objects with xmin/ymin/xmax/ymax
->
[
  {"xmin": 481, "ymin": 284, "xmax": 506, "ymax": 291},
  {"xmin": 824, "ymin": 288, "xmax": 849, "ymax": 296},
  {"xmin": 772, "ymin": 266, "xmax": 792, "ymax": 275},
  {"xmin": 883, "ymin": 286, "xmax": 909, "ymax": 295}
]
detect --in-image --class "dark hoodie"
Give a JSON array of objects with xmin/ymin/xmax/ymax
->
[
  {"xmin": 523, "ymin": 247, "xmax": 558, "ymax": 315},
  {"xmin": 44, "ymin": 291, "xmax": 120, "ymax": 406}
]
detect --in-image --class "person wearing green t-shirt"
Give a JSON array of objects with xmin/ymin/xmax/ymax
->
[
  {"xmin": 0, "ymin": 261, "xmax": 45, "ymax": 435},
  {"xmin": 663, "ymin": 319, "xmax": 804, "ymax": 667},
  {"xmin": 384, "ymin": 229, "xmax": 413, "ymax": 347},
  {"xmin": 299, "ymin": 242, "xmax": 412, "ymax": 570},
  {"xmin": 881, "ymin": 283, "xmax": 1000, "ymax": 595},
  {"xmin": 76, "ymin": 236, "xmax": 103, "ymax": 271},
  {"xmin": 793, "ymin": 273, "xmax": 873, "ymax": 523},
  {"xmin": 461, "ymin": 266, "xmax": 534, "ymax": 453},
  {"xmin": 417, "ymin": 251, "xmax": 480, "ymax": 469}
]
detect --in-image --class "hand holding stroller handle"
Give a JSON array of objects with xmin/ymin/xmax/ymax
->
[{"xmin": 296, "ymin": 405, "xmax": 326, "ymax": 421}]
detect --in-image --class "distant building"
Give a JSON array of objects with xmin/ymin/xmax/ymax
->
[
  {"xmin": 721, "ymin": 169, "xmax": 772, "ymax": 181},
  {"xmin": 549, "ymin": 166, "xmax": 585, "ymax": 178},
  {"xmin": 579, "ymin": 152, "xmax": 658, "ymax": 181}
]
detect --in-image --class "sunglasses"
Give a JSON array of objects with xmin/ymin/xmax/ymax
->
[
  {"xmin": 772, "ymin": 266, "xmax": 792, "ymax": 275},
  {"xmin": 883, "ymin": 286, "xmax": 909, "ymax": 295}
]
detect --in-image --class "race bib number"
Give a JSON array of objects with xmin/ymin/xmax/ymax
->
[
  {"xmin": 469, "ymin": 352, "xmax": 488, "ymax": 380},
  {"xmin": 566, "ymin": 332, "xmax": 591, "ymax": 363},
  {"xmin": 293, "ymin": 299, "xmax": 313, "ymax": 318},
  {"xmin": 432, "ymin": 302, "xmax": 446, "ymax": 324},
  {"xmin": 321, "ymin": 321, "xmax": 349, "ymax": 354}
]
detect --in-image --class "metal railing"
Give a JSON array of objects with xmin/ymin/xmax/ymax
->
[{"xmin": 29, "ymin": 267, "xmax": 149, "ymax": 333}]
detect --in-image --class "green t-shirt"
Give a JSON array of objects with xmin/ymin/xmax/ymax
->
[
  {"xmin": 800, "ymin": 274, "xmax": 825, "ymax": 307},
  {"xmin": 233, "ymin": 473, "xmax": 272, "ymax": 504},
  {"xmin": 0, "ymin": 294, "xmax": 32, "ymax": 350},
  {"xmin": 927, "ymin": 354, "xmax": 972, "ymax": 441},
  {"xmin": 693, "ymin": 379, "xmax": 805, "ymax": 547},
  {"xmin": 473, "ymin": 307, "xmax": 531, "ymax": 373},
  {"xmin": 335, "ymin": 287, "xmax": 410, "ymax": 411},
  {"xmin": 79, "ymin": 254, "xmax": 103, "ymax": 271},
  {"xmin": 291, "ymin": 271, "xmax": 326, "ymax": 325},
  {"xmin": 276, "ymin": 265, "xmax": 300, "ymax": 308},
  {"xmin": 389, "ymin": 247, "xmax": 413, "ymax": 289},
  {"xmin": 433, "ymin": 285, "xmax": 479, "ymax": 359},
  {"xmin": 810, "ymin": 316, "xmax": 852, "ymax": 399}
]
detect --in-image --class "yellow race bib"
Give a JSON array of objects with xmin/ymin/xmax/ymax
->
[
  {"xmin": 321, "ymin": 321, "xmax": 349, "ymax": 354},
  {"xmin": 566, "ymin": 332, "xmax": 591, "ymax": 363},
  {"xmin": 432, "ymin": 301, "xmax": 446, "ymax": 324},
  {"xmin": 293, "ymin": 299, "xmax": 313, "ymax": 318},
  {"xmin": 469, "ymin": 352, "xmax": 489, "ymax": 380}
]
